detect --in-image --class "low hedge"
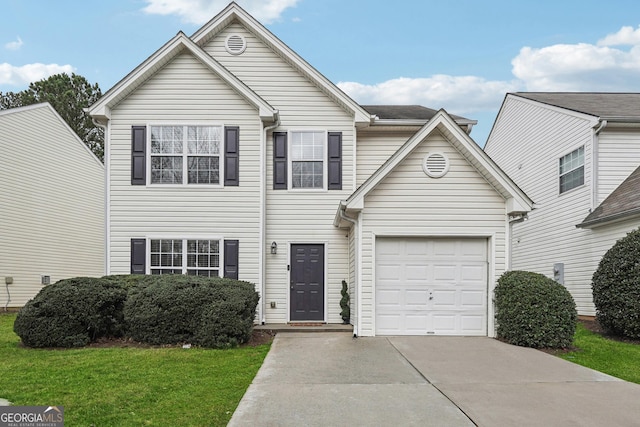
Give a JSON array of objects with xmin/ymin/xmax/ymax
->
[
  {"xmin": 13, "ymin": 277, "xmax": 128, "ymax": 348},
  {"xmin": 124, "ymin": 275, "xmax": 259, "ymax": 348},
  {"xmin": 592, "ymin": 228, "xmax": 640, "ymax": 338},
  {"xmin": 14, "ymin": 274, "xmax": 259, "ymax": 349},
  {"xmin": 495, "ymin": 270, "xmax": 577, "ymax": 348}
]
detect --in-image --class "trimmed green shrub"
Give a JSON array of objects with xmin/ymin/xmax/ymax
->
[
  {"xmin": 495, "ymin": 270, "xmax": 577, "ymax": 348},
  {"xmin": 13, "ymin": 277, "xmax": 128, "ymax": 348},
  {"xmin": 592, "ymin": 228, "xmax": 640, "ymax": 339},
  {"xmin": 124, "ymin": 275, "xmax": 259, "ymax": 348}
]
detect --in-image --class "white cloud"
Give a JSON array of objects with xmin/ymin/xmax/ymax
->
[
  {"xmin": 142, "ymin": 0, "xmax": 299, "ymax": 25},
  {"xmin": 338, "ymin": 76, "xmax": 520, "ymax": 115},
  {"xmin": 598, "ymin": 25, "xmax": 640, "ymax": 46},
  {"xmin": 5, "ymin": 36, "xmax": 23, "ymax": 51},
  {"xmin": 0, "ymin": 63, "xmax": 75, "ymax": 86},
  {"xmin": 512, "ymin": 42, "xmax": 640, "ymax": 91}
]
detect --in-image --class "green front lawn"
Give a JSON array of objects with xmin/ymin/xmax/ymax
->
[
  {"xmin": 0, "ymin": 313, "xmax": 270, "ymax": 426},
  {"xmin": 559, "ymin": 323, "xmax": 640, "ymax": 384}
]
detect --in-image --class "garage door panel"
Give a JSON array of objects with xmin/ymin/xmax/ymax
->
[
  {"xmin": 376, "ymin": 237, "xmax": 487, "ymax": 336},
  {"xmin": 461, "ymin": 290, "xmax": 485, "ymax": 307}
]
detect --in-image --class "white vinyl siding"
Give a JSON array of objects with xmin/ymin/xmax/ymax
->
[
  {"xmin": 597, "ymin": 129, "xmax": 640, "ymax": 204},
  {"xmin": 356, "ymin": 130, "xmax": 416, "ymax": 186},
  {"xmin": 486, "ymin": 96, "xmax": 598, "ymax": 314},
  {"xmin": 358, "ymin": 131, "xmax": 507, "ymax": 336},
  {"xmin": 107, "ymin": 51, "xmax": 261, "ymax": 288},
  {"xmin": 0, "ymin": 104, "xmax": 105, "ymax": 306}
]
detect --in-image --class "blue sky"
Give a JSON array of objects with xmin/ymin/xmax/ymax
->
[{"xmin": 3, "ymin": 0, "xmax": 640, "ymax": 145}]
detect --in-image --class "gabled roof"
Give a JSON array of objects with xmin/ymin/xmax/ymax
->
[
  {"xmin": 363, "ymin": 105, "xmax": 474, "ymax": 123},
  {"xmin": 512, "ymin": 92, "xmax": 640, "ymax": 121},
  {"xmin": 88, "ymin": 31, "xmax": 277, "ymax": 124},
  {"xmin": 337, "ymin": 109, "xmax": 532, "ymax": 222},
  {"xmin": 190, "ymin": 2, "xmax": 372, "ymax": 126},
  {"xmin": 578, "ymin": 165, "xmax": 640, "ymax": 228}
]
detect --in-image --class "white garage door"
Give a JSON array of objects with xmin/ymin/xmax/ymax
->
[{"xmin": 375, "ymin": 237, "xmax": 488, "ymax": 336}]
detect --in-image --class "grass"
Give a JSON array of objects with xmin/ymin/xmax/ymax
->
[
  {"xmin": 0, "ymin": 313, "xmax": 270, "ymax": 426},
  {"xmin": 559, "ymin": 323, "xmax": 640, "ymax": 384}
]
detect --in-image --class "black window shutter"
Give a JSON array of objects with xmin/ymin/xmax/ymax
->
[
  {"xmin": 224, "ymin": 126, "xmax": 239, "ymax": 186},
  {"xmin": 131, "ymin": 126, "xmax": 146, "ymax": 185},
  {"xmin": 273, "ymin": 132, "xmax": 287, "ymax": 189},
  {"xmin": 130, "ymin": 238, "xmax": 146, "ymax": 274},
  {"xmin": 224, "ymin": 240, "xmax": 239, "ymax": 279},
  {"xmin": 328, "ymin": 132, "xmax": 342, "ymax": 190}
]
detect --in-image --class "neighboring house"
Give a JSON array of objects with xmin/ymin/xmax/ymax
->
[
  {"xmin": 88, "ymin": 2, "xmax": 532, "ymax": 337},
  {"xmin": 0, "ymin": 103, "xmax": 105, "ymax": 308},
  {"xmin": 485, "ymin": 92, "xmax": 640, "ymax": 316}
]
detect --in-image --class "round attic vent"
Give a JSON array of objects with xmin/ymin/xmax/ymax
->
[
  {"xmin": 225, "ymin": 34, "xmax": 246, "ymax": 55},
  {"xmin": 422, "ymin": 152, "xmax": 449, "ymax": 178}
]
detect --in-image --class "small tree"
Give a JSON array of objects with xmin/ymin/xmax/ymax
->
[
  {"xmin": 592, "ymin": 228, "xmax": 640, "ymax": 338},
  {"xmin": 340, "ymin": 280, "xmax": 350, "ymax": 324}
]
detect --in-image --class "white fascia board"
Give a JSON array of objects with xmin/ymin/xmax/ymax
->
[{"xmin": 191, "ymin": 3, "xmax": 371, "ymax": 125}]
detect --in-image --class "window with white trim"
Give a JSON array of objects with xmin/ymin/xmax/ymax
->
[
  {"xmin": 559, "ymin": 146, "xmax": 584, "ymax": 194},
  {"xmin": 149, "ymin": 239, "xmax": 220, "ymax": 276},
  {"xmin": 150, "ymin": 125, "xmax": 221, "ymax": 185},
  {"xmin": 290, "ymin": 131, "xmax": 325, "ymax": 189}
]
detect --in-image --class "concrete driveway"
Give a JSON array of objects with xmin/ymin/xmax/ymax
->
[{"xmin": 229, "ymin": 333, "xmax": 640, "ymax": 426}]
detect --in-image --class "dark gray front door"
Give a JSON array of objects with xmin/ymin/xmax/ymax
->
[{"xmin": 290, "ymin": 244, "xmax": 324, "ymax": 321}]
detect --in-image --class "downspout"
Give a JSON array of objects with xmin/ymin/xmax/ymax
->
[
  {"xmin": 338, "ymin": 204, "xmax": 359, "ymax": 337},
  {"xmin": 92, "ymin": 117, "xmax": 110, "ymax": 275},
  {"xmin": 261, "ymin": 113, "xmax": 280, "ymax": 324},
  {"xmin": 592, "ymin": 120, "xmax": 607, "ymax": 211}
]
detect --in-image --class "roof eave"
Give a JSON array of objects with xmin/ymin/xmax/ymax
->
[{"xmin": 577, "ymin": 208, "xmax": 640, "ymax": 229}]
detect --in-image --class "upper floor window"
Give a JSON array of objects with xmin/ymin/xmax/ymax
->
[
  {"xmin": 291, "ymin": 131, "xmax": 325, "ymax": 189},
  {"xmin": 559, "ymin": 146, "xmax": 584, "ymax": 194},
  {"xmin": 273, "ymin": 131, "xmax": 342, "ymax": 191},
  {"xmin": 150, "ymin": 125, "xmax": 221, "ymax": 185}
]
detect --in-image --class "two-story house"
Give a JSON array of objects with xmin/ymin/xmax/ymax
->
[
  {"xmin": 485, "ymin": 92, "xmax": 640, "ymax": 316},
  {"xmin": 88, "ymin": 2, "xmax": 532, "ymax": 337}
]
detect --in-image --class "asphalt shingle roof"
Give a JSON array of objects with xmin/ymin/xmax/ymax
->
[
  {"xmin": 580, "ymin": 165, "xmax": 640, "ymax": 227},
  {"xmin": 513, "ymin": 92, "xmax": 640, "ymax": 120},
  {"xmin": 362, "ymin": 105, "xmax": 471, "ymax": 122}
]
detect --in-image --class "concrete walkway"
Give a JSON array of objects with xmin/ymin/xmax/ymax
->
[{"xmin": 229, "ymin": 333, "xmax": 640, "ymax": 426}]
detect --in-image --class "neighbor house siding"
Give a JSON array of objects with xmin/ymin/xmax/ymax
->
[
  {"xmin": 358, "ymin": 131, "xmax": 507, "ymax": 336},
  {"xmin": 597, "ymin": 129, "xmax": 640, "ymax": 205},
  {"xmin": 0, "ymin": 104, "xmax": 104, "ymax": 306},
  {"xmin": 201, "ymin": 23, "xmax": 357, "ymax": 323},
  {"xmin": 486, "ymin": 96, "xmax": 598, "ymax": 314},
  {"xmin": 107, "ymin": 52, "xmax": 262, "ymax": 287}
]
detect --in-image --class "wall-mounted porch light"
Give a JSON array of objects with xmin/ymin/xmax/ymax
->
[{"xmin": 270, "ymin": 241, "xmax": 278, "ymax": 254}]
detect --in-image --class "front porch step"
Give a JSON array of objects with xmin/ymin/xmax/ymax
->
[{"xmin": 255, "ymin": 323, "xmax": 353, "ymax": 333}]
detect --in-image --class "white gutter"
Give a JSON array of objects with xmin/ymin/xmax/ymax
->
[
  {"xmin": 337, "ymin": 203, "xmax": 359, "ymax": 337},
  {"xmin": 261, "ymin": 114, "xmax": 280, "ymax": 324},
  {"xmin": 592, "ymin": 120, "xmax": 607, "ymax": 211}
]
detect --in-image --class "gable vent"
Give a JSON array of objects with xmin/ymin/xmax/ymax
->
[
  {"xmin": 422, "ymin": 152, "xmax": 449, "ymax": 178},
  {"xmin": 225, "ymin": 34, "xmax": 246, "ymax": 55}
]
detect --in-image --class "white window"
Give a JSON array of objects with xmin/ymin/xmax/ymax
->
[
  {"xmin": 150, "ymin": 239, "xmax": 220, "ymax": 277},
  {"xmin": 150, "ymin": 125, "xmax": 221, "ymax": 185},
  {"xmin": 559, "ymin": 146, "xmax": 584, "ymax": 194},
  {"xmin": 290, "ymin": 131, "xmax": 326, "ymax": 189}
]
